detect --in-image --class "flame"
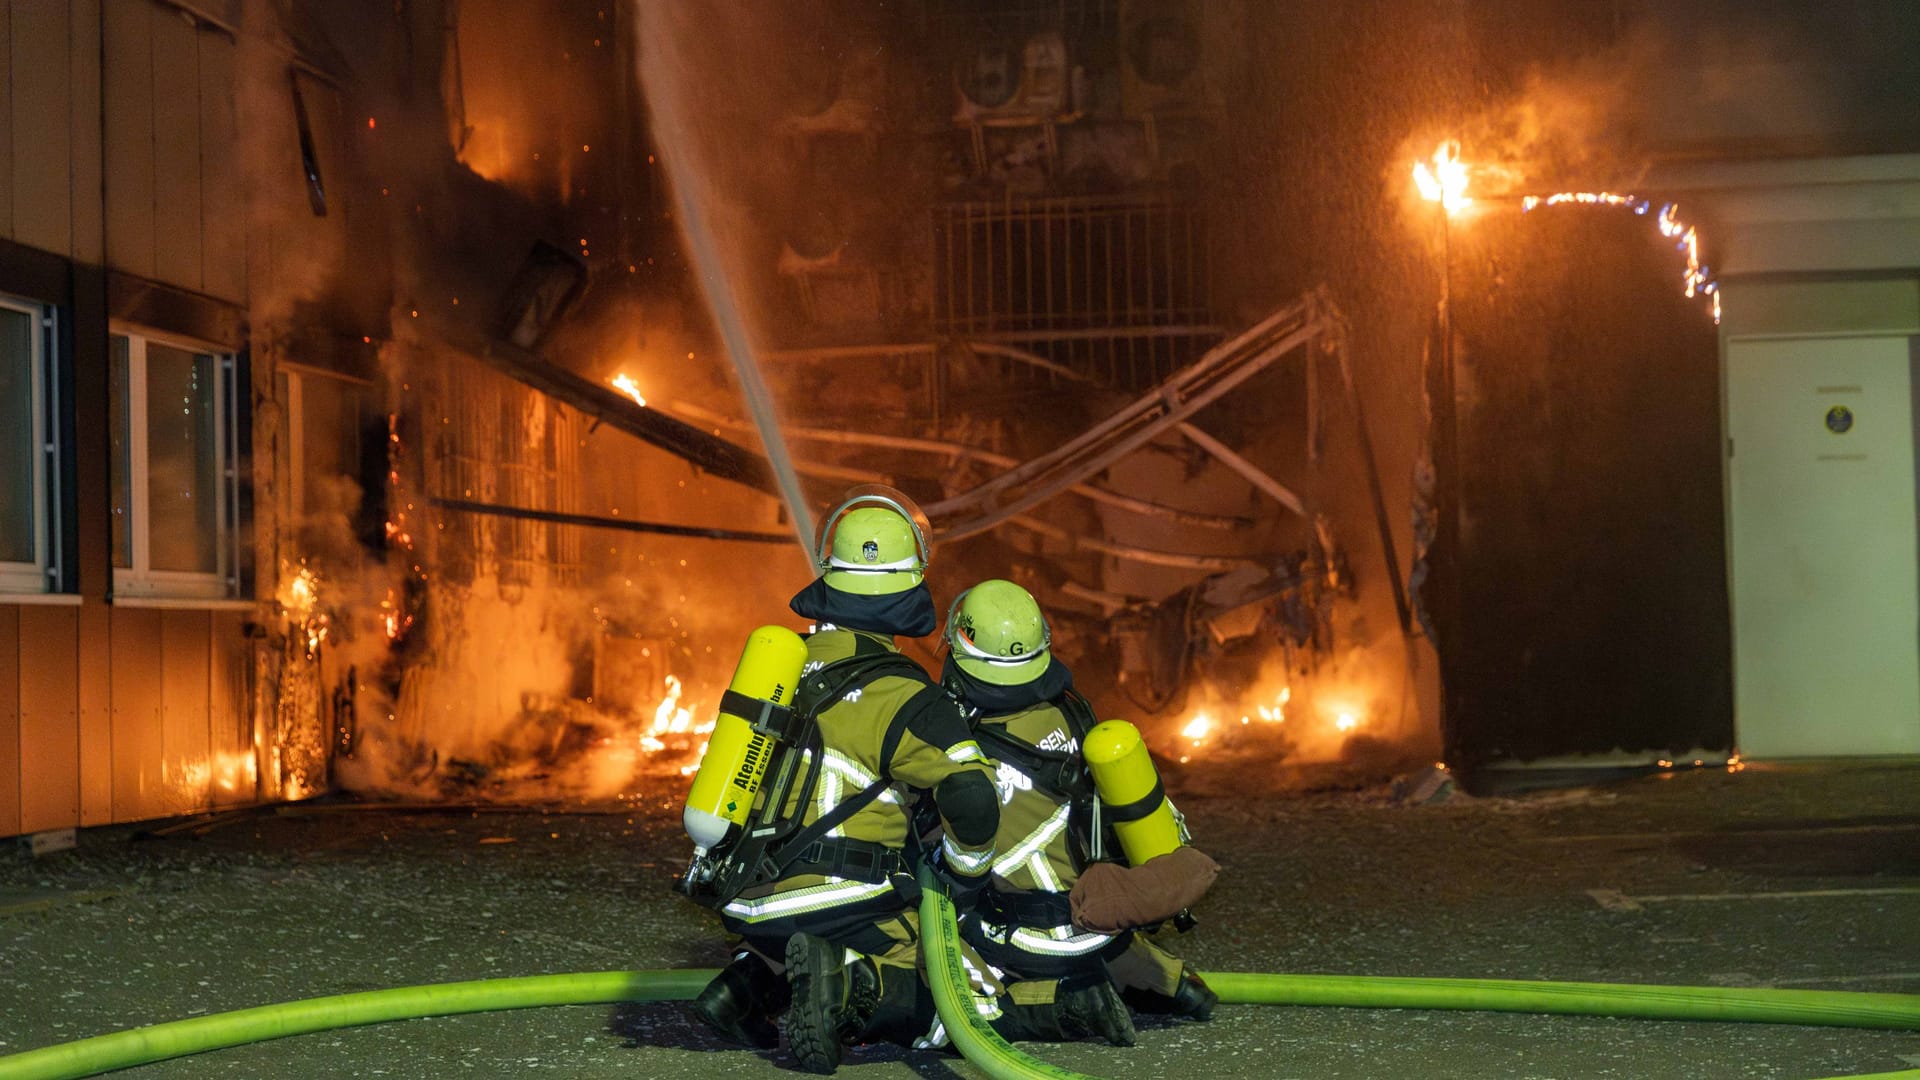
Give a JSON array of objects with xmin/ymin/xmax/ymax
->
[
  {"xmin": 1412, "ymin": 140, "xmax": 1473, "ymax": 214},
  {"xmin": 1413, "ymin": 136, "xmax": 1723, "ymax": 326},
  {"xmin": 1519, "ymin": 193, "xmax": 1721, "ymax": 325},
  {"xmin": 639, "ymin": 674, "xmax": 714, "ymax": 756},
  {"xmin": 1335, "ymin": 711, "xmax": 1359, "ymax": 732},
  {"xmin": 610, "ymin": 373, "xmax": 647, "ymax": 408},
  {"xmin": 1181, "ymin": 712, "xmax": 1212, "ymax": 743},
  {"xmin": 1255, "ymin": 686, "xmax": 1291, "ymax": 723},
  {"xmin": 276, "ymin": 565, "xmax": 329, "ymax": 656}
]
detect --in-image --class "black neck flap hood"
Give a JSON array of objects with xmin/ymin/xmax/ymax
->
[
  {"xmin": 941, "ymin": 653, "xmax": 1075, "ymax": 716},
  {"xmin": 788, "ymin": 577, "xmax": 939, "ymax": 639}
]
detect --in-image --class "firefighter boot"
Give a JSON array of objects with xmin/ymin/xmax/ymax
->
[
  {"xmin": 1123, "ymin": 966, "xmax": 1218, "ymax": 1021},
  {"xmin": 692, "ymin": 951, "xmax": 790, "ymax": 1049},
  {"xmin": 852, "ymin": 964, "xmax": 937, "ymax": 1048},
  {"xmin": 784, "ymin": 934, "xmax": 880, "ymax": 1074},
  {"xmin": 1058, "ymin": 979, "xmax": 1137, "ymax": 1046},
  {"xmin": 990, "ymin": 978, "xmax": 1136, "ymax": 1045}
]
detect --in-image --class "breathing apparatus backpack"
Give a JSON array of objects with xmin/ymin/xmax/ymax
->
[
  {"xmin": 970, "ymin": 695, "xmax": 1201, "ymax": 931},
  {"xmin": 676, "ymin": 630, "xmax": 929, "ymax": 910}
]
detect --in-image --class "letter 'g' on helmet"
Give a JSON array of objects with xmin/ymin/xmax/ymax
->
[
  {"xmin": 945, "ymin": 579, "xmax": 1051, "ymax": 686},
  {"xmin": 815, "ymin": 485, "xmax": 931, "ymax": 596}
]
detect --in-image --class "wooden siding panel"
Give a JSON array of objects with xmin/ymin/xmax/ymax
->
[
  {"xmin": 149, "ymin": 11, "xmax": 201, "ymax": 292},
  {"xmin": 11, "ymin": 0, "xmax": 72, "ymax": 258},
  {"xmin": 68, "ymin": 0, "xmax": 103, "ymax": 263},
  {"xmin": 158, "ymin": 608, "xmax": 208, "ymax": 814},
  {"xmin": 0, "ymin": 606, "xmax": 19, "ymax": 836},
  {"xmin": 197, "ymin": 32, "xmax": 241, "ymax": 303},
  {"xmin": 17, "ymin": 604, "xmax": 79, "ymax": 832},
  {"xmin": 0, "ymin": 2, "xmax": 15, "ymax": 241},
  {"xmin": 109, "ymin": 605, "xmax": 163, "ymax": 821},
  {"xmin": 76, "ymin": 599, "xmax": 112, "ymax": 824},
  {"xmin": 207, "ymin": 610, "xmax": 252, "ymax": 806},
  {"xmin": 103, "ymin": 0, "xmax": 154, "ymax": 279}
]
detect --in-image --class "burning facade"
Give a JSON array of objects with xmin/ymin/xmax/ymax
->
[{"xmin": 3, "ymin": 0, "xmax": 1917, "ymax": 838}]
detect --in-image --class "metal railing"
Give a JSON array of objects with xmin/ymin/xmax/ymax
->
[{"xmin": 933, "ymin": 193, "xmax": 1219, "ymax": 388}]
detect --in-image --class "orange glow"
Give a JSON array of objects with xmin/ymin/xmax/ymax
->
[
  {"xmin": 610, "ymin": 373, "xmax": 647, "ymax": 408},
  {"xmin": 1412, "ymin": 140, "xmax": 1472, "ymax": 214}
]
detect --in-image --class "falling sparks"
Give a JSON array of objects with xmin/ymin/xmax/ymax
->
[
  {"xmin": 610, "ymin": 372, "xmax": 647, "ymax": 408},
  {"xmin": 1412, "ymin": 140, "xmax": 1472, "ymax": 214}
]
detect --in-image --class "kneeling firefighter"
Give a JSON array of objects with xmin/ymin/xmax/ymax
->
[
  {"xmin": 941, "ymin": 580, "xmax": 1220, "ymax": 1041},
  {"xmin": 678, "ymin": 486, "xmax": 1002, "ymax": 1074}
]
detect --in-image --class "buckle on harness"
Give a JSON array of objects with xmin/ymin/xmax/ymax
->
[{"xmin": 719, "ymin": 688, "xmax": 803, "ymax": 742}]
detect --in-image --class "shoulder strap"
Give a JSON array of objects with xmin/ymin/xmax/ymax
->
[
  {"xmin": 1057, "ymin": 689, "xmax": 1098, "ymax": 744},
  {"xmin": 762, "ymin": 775, "xmax": 894, "ymax": 881},
  {"xmin": 749, "ymin": 649, "xmax": 931, "ymax": 885},
  {"xmin": 973, "ymin": 700, "xmax": 1093, "ymax": 800}
]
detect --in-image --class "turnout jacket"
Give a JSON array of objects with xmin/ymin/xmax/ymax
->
[
  {"xmin": 956, "ymin": 661, "xmax": 1128, "ymax": 973},
  {"xmin": 718, "ymin": 627, "xmax": 999, "ymax": 943}
]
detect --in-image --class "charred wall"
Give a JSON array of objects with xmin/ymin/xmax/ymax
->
[{"xmin": 1433, "ymin": 210, "xmax": 1730, "ymax": 773}]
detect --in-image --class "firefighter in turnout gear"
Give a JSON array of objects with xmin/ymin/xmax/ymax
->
[
  {"xmin": 942, "ymin": 579, "xmax": 1218, "ymax": 1042},
  {"xmin": 687, "ymin": 487, "xmax": 1002, "ymax": 1073}
]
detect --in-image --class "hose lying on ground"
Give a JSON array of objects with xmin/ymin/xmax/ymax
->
[{"xmin": 3, "ymin": 959, "xmax": 1918, "ymax": 1080}]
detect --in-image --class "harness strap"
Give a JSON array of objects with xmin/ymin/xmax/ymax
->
[
  {"xmin": 717, "ymin": 689, "xmax": 801, "ymax": 741},
  {"xmin": 762, "ymin": 775, "xmax": 894, "ymax": 881},
  {"xmin": 779, "ymin": 836, "xmax": 909, "ymax": 885},
  {"xmin": 980, "ymin": 887, "xmax": 1073, "ymax": 928},
  {"xmin": 1103, "ymin": 777, "xmax": 1166, "ymax": 823}
]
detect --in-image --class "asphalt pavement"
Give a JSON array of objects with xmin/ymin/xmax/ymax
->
[{"xmin": 2, "ymin": 760, "xmax": 1916, "ymax": 1079}]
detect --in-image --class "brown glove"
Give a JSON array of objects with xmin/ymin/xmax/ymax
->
[{"xmin": 1069, "ymin": 846, "xmax": 1219, "ymax": 934}]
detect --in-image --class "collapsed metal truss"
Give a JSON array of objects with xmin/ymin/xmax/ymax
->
[{"xmin": 924, "ymin": 287, "xmax": 1343, "ymax": 543}]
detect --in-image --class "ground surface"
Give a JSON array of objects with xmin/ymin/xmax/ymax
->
[{"xmin": 2, "ymin": 761, "xmax": 1917, "ymax": 1079}]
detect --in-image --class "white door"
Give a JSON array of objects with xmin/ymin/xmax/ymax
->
[{"xmin": 1727, "ymin": 335, "xmax": 1920, "ymax": 757}]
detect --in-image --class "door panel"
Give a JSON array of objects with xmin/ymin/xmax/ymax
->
[{"xmin": 1727, "ymin": 335, "xmax": 1920, "ymax": 757}]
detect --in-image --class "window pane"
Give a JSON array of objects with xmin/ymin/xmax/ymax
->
[
  {"xmin": 110, "ymin": 335, "xmax": 132, "ymax": 568},
  {"xmin": 0, "ymin": 307, "xmax": 34, "ymax": 564},
  {"xmin": 145, "ymin": 343, "xmax": 220, "ymax": 574}
]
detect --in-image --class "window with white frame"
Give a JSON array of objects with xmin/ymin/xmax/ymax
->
[
  {"xmin": 0, "ymin": 295, "xmax": 58, "ymax": 594},
  {"xmin": 111, "ymin": 328, "xmax": 242, "ymax": 599}
]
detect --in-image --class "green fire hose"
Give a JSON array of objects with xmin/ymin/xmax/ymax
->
[
  {"xmin": 2, "ymin": 902, "xmax": 1918, "ymax": 1080},
  {"xmin": 914, "ymin": 865, "xmax": 1095, "ymax": 1079}
]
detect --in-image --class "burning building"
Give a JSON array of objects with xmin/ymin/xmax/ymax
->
[{"xmin": 3, "ymin": 0, "xmax": 1918, "ymax": 841}]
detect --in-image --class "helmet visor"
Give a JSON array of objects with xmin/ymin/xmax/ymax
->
[
  {"xmin": 815, "ymin": 484, "xmax": 932, "ymax": 573},
  {"xmin": 943, "ymin": 587, "xmax": 1053, "ymax": 686}
]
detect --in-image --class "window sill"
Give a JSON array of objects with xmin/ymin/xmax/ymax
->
[
  {"xmin": 110, "ymin": 596, "xmax": 259, "ymax": 611},
  {"xmin": 0, "ymin": 592, "xmax": 83, "ymax": 606}
]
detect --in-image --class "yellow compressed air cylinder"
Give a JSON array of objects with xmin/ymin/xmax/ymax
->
[
  {"xmin": 681, "ymin": 625, "xmax": 810, "ymax": 852},
  {"xmin": 1082, "ymin": 719, "xmax": 1184, "ymax": 867}
]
